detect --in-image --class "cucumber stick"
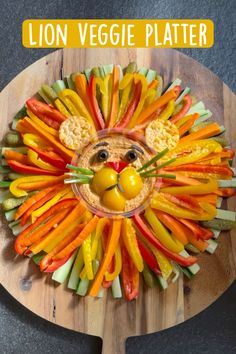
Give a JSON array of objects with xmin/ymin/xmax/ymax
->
[
  {"xmin": 102, "ymin": 64, "xmax": 114, "ymax": 75},
  {"xmin": 216, "ymin": 209, "xmax": 236, "ymax": 222},
  {"xmin": 218, "ymin": 179, "xmax": 236, "ymax": 188},
  {"xmin": 112, "ymin": 276, "xmax": 122, "ymax": 298},
  {"xmin": 179, "ymin": 250, "xmax": 200, "ymax": 275},
  {"xmin": 166, "ymin": 78, "xmax": 182, "ymax": 92},
  {"xmin": 201, "ymin": 219, "xmax": 236, "ymax": 231},
  {"xmin": 2, "ymin": 147, "xmax": 28, "ymax": 155},
  {"xmin": 156, "ymin": 276, "xmax": 168, "ymax": 290},
  {"xmin": 10, "ymin": 222, "xmax": 29, "ymax": 236},
  {"xmin": 0, "ymin": 190, "xmax": 12, "ymax": 203},
  {"xmin": 51, "ymin": 80, "xmax": 66, "ymax": 94},
  {"xmin": 216, "ymin": 197, "xmax": 223, "ymax": 208},
  {"xmin": 138, "ymin": 67, "xmax": 148, "ymax": 76},
  {"xmin": 185, "ymin": 244, "xmax": 200, "ymax": 254},
  {"xmin": 5, "ymin": 208, "xmax": 17, "ymax": 221},
  {"xmin": 188, "ymin": 101, "xmax": 205, "ymax": 115},
  {"xmin": 2, "ymin": 196, "xmax": 27, "ymax": 211},
  {"xmin": 206, "ymin": 239, "xmax": 218, "ymax": 254},
  {"xmin": 175, "ymin": 87, "xmax": 191, "ymax": 105},
  {"xmin": 146, "ymin": 69, "xmax": 157, "ymax": 84},
  {"xmin": 11, "ymin": 106, "xmax": 27, "ymax": 130},
  {"xmin": 67, "ymin": 247, "xmax": 84, "ymax": 290},
  {"xmin": 212, "ymin": 229, "xmax": 221, "ymax": 239},
  {"xmin": 52, "ymin": 251, "xmax": 77, "ymax": 284},
  {"xmin": 77, "ymin": 278, "xmax": 90, "ymax": 296}
]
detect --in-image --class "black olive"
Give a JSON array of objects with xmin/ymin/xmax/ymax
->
[
  {"xmin": 125, "ymin": 149, "xmax": 138, "ymax": 162},
  {"xmin": 96, "ymin": 149, "xmax": 109, "ymax": 162}
]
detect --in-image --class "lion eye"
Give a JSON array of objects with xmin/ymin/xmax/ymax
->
[
  {"xmin": 96, "ymin": 149, "xmax": 109, "ymax": 162},
  {"xmin": 125, "ymin": 149, "xmax": 138, "ymax": 163}
]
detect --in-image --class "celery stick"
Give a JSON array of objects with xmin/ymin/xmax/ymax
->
[
  {"xmin": 10, "ymin": 222, "xmax": 29, "ymax": 236},
  {"xmin": 188, "ymin": 101, "xmax": 205, "ymax": 115},
  {"xmin": 0, "ymin": 190, "xmax": 12, "ymax": 203},
  {"xmin": 51, "ymin": 80, "xmax": 66, "ymax": 94},
  {"xmin": 179, "ymin": 250, "xmax": 200, "ymax": 275},
  {"xmin": 117, "ymin": 65, "xmax": 123, "ymax": 81},
  {"xmin": 64, "ymin": 75, "xmax": 75, "ymax": 89},
  {"xmin": 67, "ymin": 247, "xmax": 84, "ymax": 290},
  {"xmin": 102, "ymin": 64, "xmax": 114, "ymax": 75},
  {"xmin": 84, "ymin": 68, "xmax": 92, "ymax": 82},
  {"xmin": 212, "ymin": 229, "xmax": 221, "ymax": 239},
  {"xmin": 185, "ymin": 244, "xmax": 200, "ymax": 254},
  {"xmin": 218, "ymin": 179, "xmax": 236, "ymax": 188},
  {"xmin": 175, "ymin": 87, "xmax": 191, "ymax": 105},
  {"xmin": 2, "ymin": 147, "xmax": 28, "ymax": 155},
  {"xmin": 216, "ymin": 197, "xmax": 223, "ymax": 208},
  {"xmin": 76, "ymin": 278, "xmax": 90, "ymax": 296},
  {"xmin": 216, "ymin": 209, "xmax": 236, "ymax": 221},
  {"xmin": 146, "ymin": 69, "xmax": 157, "ymax": 84},
  {"xmin": 232, "ymin": 167, "xmax": 236, "ymax": 176},
  {"xmin": 138, "ymin": 67, "xmax": 148, "ymax": 76},
  {"xmin": 5, "ymin": 208, "xmax": 17, "ymax": 222},
  {"xmin": 52, "ymin": 251, "xmax": 77, "ymax": 284},
  {"xmin": 112, "ymin": 276, "xmax": 122, "ymax": 298},
  {"xmin": 166, "ymin": 78, "xmax": 182, "ymax": 92},
  {"xmin": 206, "ymin": 239, "xmax": 218, "ymax": 254}
]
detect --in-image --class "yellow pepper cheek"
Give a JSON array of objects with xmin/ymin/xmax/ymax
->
[
  {"xmin": 119, "ymin": 168, "xmax": 143, "ymax": 199},
  {"xmin": 102, "ymin": 188, "xmax": 126, "ymax": 211},
  {"xmin": 91, "ymin": 168, "xmax": 117, "ymax": 196}
]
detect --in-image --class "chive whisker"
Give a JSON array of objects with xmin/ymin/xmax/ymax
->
[
  {"xmin": 137, "ymin": 148, "xmax": 169, "ymax": 172},
  {"xmin": 66, "ymin": 164, "xmax": 94, "ymax": 175},
  {"xmin": 65, "ymin": 172, "xmax": 93, "ymax": 179},
  {"xmin": 64, "ymin": 178, "xmax": 91, "ymax": 184},
  {"xmin": 140, "ymin": 158, "xmax": 176, "ymax": 176},
  {"xmin": 143, "ymin": 173, "xmax": 176, "ymax": 179}
]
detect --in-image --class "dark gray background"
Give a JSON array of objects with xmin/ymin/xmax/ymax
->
[{"xmin": 0, "ymin": 1, "xmax": 235, "ymax": 353}]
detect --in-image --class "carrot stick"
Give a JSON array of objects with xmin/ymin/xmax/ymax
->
[
  {"xmin": 178, "ymin": 122, "xmax": 222, "ymax": 144},
  {"xmin": 179, "ymin": 218, "xmax": 213, "ymax": 240},
  {"xmin": 178, "ymin": 113, "xmax": 199, "ymax": 136},
  {"xmin": 20, "ymin": 184, "xmax": 64, "ymax": 225},
  {"xmin": 39, "ymin": 223, "xmax": 85, "ymax": 271},
  {"xmin": 89, "ymin": 219, "xmax": 122, "ymax": 297},
  {"xmin": 4, "ymin": 150, "xmax": 29, "ymax": 165},
  {"xmin": 53, "ymin": 215, "xmax": 100, "ymax": 260},
  {"xmin": 29, "ymin": 202, "xmax": 86, "ymax": 254},
  {"xmin": 154, "ymin": 211, "xmax": 188, "ymax": 245},
  {"xmin": 136, "ymin": 88, "xmax": 178, "ymax": 125},
  {"xmin": 107, "ymin": 66, "xmax": 120, "ymax": 128},
  {"xmin": 148, "ymin": 79, "xmax": 158, "ymax": 89},
  {"xmin": 179, "ymin": 223, "xmax": 208, "ymax": 252},
  {"xmin": 19, "ymin": 175, "xmax": 66, "ymax": 191}
]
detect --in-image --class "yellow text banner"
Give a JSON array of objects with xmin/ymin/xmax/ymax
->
[{"xmin": 23, "ymin": 19, "xmax": 214, "ymax": 48}]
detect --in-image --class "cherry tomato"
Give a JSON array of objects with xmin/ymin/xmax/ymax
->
[{"xmin": 119, "ymin": 167, "xmax": 143, "ymax": 199}]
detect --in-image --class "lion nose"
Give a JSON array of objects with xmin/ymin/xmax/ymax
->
[{"xmin": 105, "ymin": 161, "xmax": 128, "ymax": 173}]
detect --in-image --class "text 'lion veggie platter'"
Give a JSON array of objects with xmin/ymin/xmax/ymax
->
[{"xmin": 0, "ymin": 57, "xmax": 236, "ymax": 306}]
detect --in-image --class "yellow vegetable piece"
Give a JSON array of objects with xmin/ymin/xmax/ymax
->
[
  {"xmin": 102, "ymin": 187, "xmax": 126, "ymax": 211},
  {"xmin": 161, "ymin": 178, "xmax": 218, "ymax": 195},
  {"xmin": 128, "ymin": 73, "xmax": 148, "ymax": 128},
  {"xmin": 144, "ymin": 207, "xmax": 184, "ymax": 253},
  {"xmin": 27, "ymin": 149, "xmax": 59, "ymax": 172},
  {"xmin": 92, "ymin": 167, "xmax": 117, "ymax": 196},
  {"xmin": 119, "ymin": 167, "xmax": 143, "ymax": 200},
  {"xmin": 158, "ymin": 99, "xmax": 175, "ymax": 120},
  {"xmin": 104, "ymin": 242, "xmax": 122, "ymax": 281},
  {"xmin": 145, "ymin": 119, "xmax": 179, "ymax": 152},
  {"xmin": 82, "ymin": 234, "xmax": 94, "ymax": 280},
  {"xmin": 10, "ymin": 176, "xmax": 56, "ymax": 197},
  {"xmin": 26, "ymin": 109, "xmax": 58, "ymax": 137},
  {"xmin": 54, "ymin": 98, "xmax": 71, "ymax": 117}
]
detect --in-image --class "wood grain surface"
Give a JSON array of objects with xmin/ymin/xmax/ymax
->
[{"xmin": 0, "ymin": 48, "xmax": 235, "ymax": 354}]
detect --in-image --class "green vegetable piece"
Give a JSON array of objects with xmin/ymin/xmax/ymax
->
[
  {"xmin": 201, "ymin": 219, "xmax": 236, "ymax": 231},
  {"xmin": 125, "ymin": 62, "xmax": 137, "ymax": 74},
  {"xmin": 51, "ymin": 80, "xmax": 66, "ymax": 94},
  {"xmin": 156, "ymin": 75, "xmax": 163, "ymax": 98},
  {"xmin": 41, "ymin": 84, "xmax": 58, "ymax": 102},
  {"xmin": 32, "ymin": 251, "xmax": 47, "ymax": 265},
  {"xmin": 5, "ymin": 132, "xmax": 22, "ymax": 146},
  {"xmin": 52, "ymin": 251, "xmax": 77, "ymax": 284},
  {"xmin": 0, "ymin": 181, "xmax": 11, "ymax": 188},
  {"xmin": 68, "ymin": 247, "xmax": 84, "ymax": 290},
  {"xmin": 2, "ymin": 196, "xmax": 27, "ymax": 211},
  {"xmin": 142, "ymin": 263, "xmax": 157, "ymax": 288}
]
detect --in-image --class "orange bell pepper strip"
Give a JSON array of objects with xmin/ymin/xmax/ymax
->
[
  {"xmin": 14, "ymin": 198, "xmax": 77, "ymax": 254},
  {"xmin": 107, "ymin": 66, "xmax": 120, "ymax": 128},
  {"xmin": 215, "ymin": 188, "xmax": 235, "ymax": 197},
  {"xmin": 178, "ymin": 122, "xmax": 222, "ymax": 144},
  {"xmin": 115, "ymin": 81, "xmax": 142, "ymax": 128},
  {"xmin": 179, "ymin": 218, "xmax": 213, "ymax": 240},
  {"xmin": 18, "ymin": 175, "xmax": 66, "ymax": 192},
  {"xmin": 20, "ymin": 184, "xmax": 64, "ymax": 226},
  {"xmin": 15, "ymin": 184, "xmax": 63, "ymax": 220},
  {"xmin": 136, "ymin": 87, "xmax": 179, "ymax": 125},
  {"xmin": 52, "ymin": 215, "xmax": 100, "ymax": 260},
  {"xmin": 194, "ymin": 194, "xmax": 217, "ymax": 205},
  {"xmin": 4, "ymin": 149, "xmax": 29, "ymax": 165},
  {"xmin": 154, "ymin": 211, "xmax": 188, "ymax": 246},
  {"xmin": 29, "ymin": 202, "xmax": 86, "ymax": 254},
  {"xmin": 170, "ymin": 94, "xmax": 192, "ymax": 124},
  {"xmin": 165, "ymin": 163, "xmax": 234, "ymax": 177},
  {"xmin": 89, "ymin": 218, "xmax": 122, "ymax": 297},
  {"xmin": 7, "ymin": 160, "xmax": 62, "ymax": 176},
  {"xmin": 148, "ymin": 79, "xmax": 158, "ymax": 90},
  {"xmin": 178, "ymin": 113, "xmax": 199, "ymax": 136},
  {"xmin": 39, "ymin": 223, "xmax": 85, "ymax": 272},
  {"xmin": 16, "ymin": 117, "xmax": 74, "ymax": 162},
  {"xmin": 176, "ymin": 221, "xmax": 208, "ymax": 252},
  {"xmin": 121, "ymin": 243, "xmax": 140, "ymax": 301}
]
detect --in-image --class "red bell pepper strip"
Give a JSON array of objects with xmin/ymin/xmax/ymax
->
[
  {"xmin": 7, "ymin": 160, "xmax": 63, "ymax": 176},
  {"xmin": 30, "ymin": 146, "xmax": 67, "ymax": 170},
  {"xmin": 121, "ymin": 244, "xmax": 139, "ymax": 301},
  {"xmin": 26, "ymin": 98, "xmax": 66, "ymax": 127},
  {"xmin": 163, "ymin": 193, "xmax": 203, "ymax": 214},
  {"xmin": 115, "ymin": 81, "xmax": 142, "ymax": 128},
  {"xmin": 87, "ymin": 75, "xmax": 105, "ymax": 130},
  {"xmin": 215, "ymin": 188, "xmax": 235, "ymax": 197},
  {"xmin": 170, "ymin": 94, "xmax": 192, "ymax": 124},
  {"xmin": 43, "ymin": 252, "xmax": 74, "ymax": 273},
  {"xmin": 179, "ymin": 218, "xmax": 213, "ymax": 240},
  {"xmin": 165, "ymin": 164, "xmax": 234, "ymax": 177},
  {"xmin": 132, "ymin": 214, "xmax": 197, "ymax": 266},
  {"xmin": 14, "ymin": 198, "xmax": 78, "ymax": 254},
  {"xmin": 137, "ymin": 239, "xmax": 161, "ymax": 275},
  {"xmin": 222, "ymin": 148, "xmax": 235, "ymax": 159}
]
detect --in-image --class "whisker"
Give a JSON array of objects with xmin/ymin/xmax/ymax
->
[
  {"xmin": 65, "ymin": 172, "xmax": 93, "ymax": 179},
  {"xmin": 64, "ymin": 178, "xmax": 91, "ymax": 184},
  {"xmin": 137, "ymin": 148, "xmax": 169, "ymax": 172},
  {"xmin": 140, "ymin": 158, "xmax": 176, "ymax": 176},
  {"xmin": 66, "ymin": 164, "xmax": 94, "ymax": 175},
  {"xmin": 143, "ymin": 173, "xmax": 176, "ymax": 179}
]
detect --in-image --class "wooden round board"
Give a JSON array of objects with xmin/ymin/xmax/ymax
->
[{"xmin": 0, "ymin": 48, "xmax": 236, "ymax": 354}]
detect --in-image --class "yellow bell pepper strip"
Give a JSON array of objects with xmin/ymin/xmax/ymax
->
[
  {"xmin": 121, "ymin": 242, "xmax": 140, "ymax": 301},
  {"xmin": 105, "ymin": 242, "xmax": 122, "ymax": 281},
  {"xmin": 178, "ymin": 122, "xmax": 222, "ymax": 144},
  {"xmin": 117, "ymin": 73, "xmax": 133, "ymax": 120},
  {"xmin": 154, "ymin": 211, "xmax": 189, "ymax": 245},
  {"xmin": 140, "ymin": 235, "xmax": 173, "ymax": 279},
  {"xmin": 128, "ymin": 73, "xmax": 149, "ymax": 128},
  {"xmin": 107, "ymin": 66, "xmax": 120, "ymax": 128},
  {"xmin": 82, "ymin": 234, "xmax": 94, "ymax": 280},
  {"xmin": 170, "ymin": 95, "xmax": 192, "ymax": 124},
  {"xmin": 136, "ymin": 238, "xmax": 162, "ymax": 275},
  {"xmin": 26, "ymin": 98, "xmax": 67, "ymax": 128},
  {"xmin": 27, "ymin": 110, "xmax": 59, "ymax": 137},
  {"xmin": 7, "ymin": 160, "xmax": 62, "ymax": 176},
  {"xmin": 29, "ymin": 202, "xmax": 86, "ymax": 254},
  {"xmin": 174, "ymin": 170, "xmax": 232, "ymax": 181},
  {"xmin": 178, "ymin": 113, "xmax": 199, "ymax": 136},
  {"xmin": 20, "ymin": 184, "xmax": 64, "ymax": 226},
  {"xmin": 144, "ymin": 88, "xmax": 157, "ymax": 108},
  {"xmin": 31, "ymin": 186, "xmax": 71, "ymax": 221},
  {"xmin": 121, "ymin": 218, "xmax": 144, "ymax": 272},
  {"xmin": 133, "ymin": 214, "xmax": 197, "ymax": 266},
  {"xmin": 27, "ymin": 149, "xmax": 62, "ymax": 172},
  {"xmin": 58, "ymin": 89, "xmax": 95, "ymax": 129},
  {"xmin": 144, "ymin": 207, "xmax": 184, "ymax": 253},
  {"xmin": 89, "ymin": 218, "xmax": 122, "ymax": 297},
  {"xmin": 52, "ymin": 215, "xmax": 100, "ymax": 260},
  {"xmin": 96, "ymin": 75, "xmax": 112, "ymax": 121},
  {"xmin": 39, "ymin": 223, "xmax": 85, "ymax": 272},
  {"xmin": 158, "ymin": 99, "xmax": 175, "ymax": 120},
  {"xmin": 136, "ymin": 87, "xmax": 179, "ymax": 125},
  {"xmin": 151, "ymin": 193, "xmax": 216, "ymax": 221},
  {"xmin": 17, "ymin": 175, "xmax": 66, "ymax": 194},
  {"xmin": 16, "ymin": 118, "xmax": 74, "ymax": 162},
  {"xmin": 14, "ymin": 198, "xmax": 77, "ymax": 254},
  {"xmin": 54, "ymin": 98, "xmax": 71, "ymax": 117},
  {"xmin": 162, "ymin": 140, "xmax": 222, "ymax": 167},
  {"xmin": 160, "ymin": 178, "xmax": 218, "ymax": 195}
]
